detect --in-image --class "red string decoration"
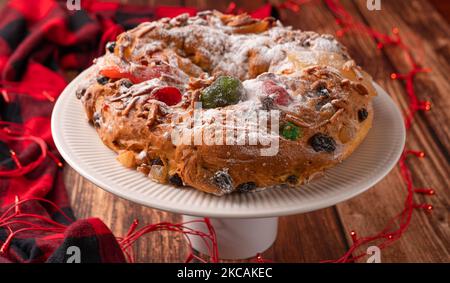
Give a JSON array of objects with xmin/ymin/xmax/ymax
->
[
  {"xmin": 118, "ymin": 218, "xmax": 218, "ymax": 263},
  {"xmin": 0, "ymin": 80, "xmax": 60, "ymax": 103},
  {"xmin": 0, "ymin": 196, "xmax": 218, "ymax": 263},
  {"xmin": 252, "ymin": 253, "xmax": 273, "ymax": 263},
  {"xmin": 323, "ymin": 0, "xmax": 432, "ymax": 129},
  {"xmin": 41, "ymin": 90, "xmax": 56, "ymax": 103},
  {"xmin": 320, "ymin": 0, "xmax": 435, "ymax": 262},
  {"xmin": 0, "ymin": 197, "xmax": 72, "ymax": 255},
  {"xmin": 0, "ymin": 122, "xmax": 49, "ymax": 177},
  {"xmin": 0, "ymin": 121, "xmax": 64, "ymax": 176},
  {"xmin": 277, "ymin": 0, "xmax": 313, "ymax": 13},
  {"xmin": 1, "ymin": 88, "xmax": 10, "ymax": 103}
]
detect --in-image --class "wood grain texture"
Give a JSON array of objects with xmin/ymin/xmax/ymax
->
[
  {"xmin": 0, "ymin": 0, "xmax": 446, "ymax": 262},
  {"xmin": 337, "ymin": 0, "xmax": 450, "ymax": 263},
  {"xmin": 429, "ymin": 0, "xmax": 450, "ymax": 23}
]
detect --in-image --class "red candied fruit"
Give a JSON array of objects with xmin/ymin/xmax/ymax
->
[
  {"xmin": 262, "ymin": 80, "xmax": 290, "ymax": 106},
  {"xmin": 152, "ymin": 86, "xmax": 182, "ymax": 106}
]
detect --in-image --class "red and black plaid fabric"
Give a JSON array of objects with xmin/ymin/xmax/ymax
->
[{"xmin": 0, "ymin": 0, "xmax": 196, "ymax": 263}]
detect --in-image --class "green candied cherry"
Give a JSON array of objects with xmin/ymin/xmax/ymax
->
[
  {"xmin": 200, "ymin": 76, "xmax": 244, "ymax": 109},
  {"xmin": 281, "ymin": 122, "xmax": 303, "ymax": 141}
]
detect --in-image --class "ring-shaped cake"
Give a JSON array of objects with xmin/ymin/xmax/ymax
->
[{"xmin": 76, "ymin": 11, "xmax": 376, "ymax": 196}]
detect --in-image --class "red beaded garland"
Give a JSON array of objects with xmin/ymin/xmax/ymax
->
[{"xmin": 320, "ymin": 0, "xmax": 435, "ymax": 262}]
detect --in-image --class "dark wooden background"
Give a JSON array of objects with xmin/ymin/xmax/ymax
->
[{"xmin": 2, "ymin": 0, "xmax": 449, "ymax": 262}]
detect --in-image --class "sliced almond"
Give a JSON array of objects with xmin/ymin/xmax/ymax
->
[{"xmin": 232, "ymin": 19, "xmax": 274, "ymax": 34}]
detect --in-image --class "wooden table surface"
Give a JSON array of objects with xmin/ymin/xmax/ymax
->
[{"xmin": 56, "ymin": 0, "xmax": 449, "ymax": 262}]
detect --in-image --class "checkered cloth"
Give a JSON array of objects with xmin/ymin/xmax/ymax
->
[
  {"xmin": 0, "ymin": 0, "xmax": 196, "ymax": 263},
  {"xmin": 0, "ymin": 0, "xmax": 272, "ymax": 263}
]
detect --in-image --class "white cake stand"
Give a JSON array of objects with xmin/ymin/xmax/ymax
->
[{"xmin": 52, "ymin": 68, "xmax": 405, "ymax": 259}]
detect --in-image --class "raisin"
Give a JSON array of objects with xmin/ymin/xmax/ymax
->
[
  {"xmin": 212, "ymin": 169, "xmax": 234, "ymax": 194},
  {"xmin": 311, "ymin": 81, "xmax": 329, "ymax": 97},
  {"xmin": 93, "ymin": 112, "xmax": 101, "ymax": 128},
  {"xmin": 106, "ymin": 41, "xmax": 116, "ymax": 53},
  {"xmin": 317, "ymin": 86, "xmax": 330, "ymax": 97},
  {"xmin": 151, "ymin": 158, "xmax": 164, "ymax": 166},
  {"xmin": 237, "ymin": 182, "xmax": 256, "ymax": 193},
  {"xmin": 121, "ymin": 79, "xmax": 133, "ymax": 88},
  {"xmin": 169, "ymin": 173, "xmax": 183, "ymax": 187},
  {"xmin": 76, "ymin": 88, "xmax": 86, "ymax": 99},
  {"xmin": 97, "ymin": 76, "xmax": 109, "ymax": 85},
  {"xmin": 358, "ymin": 108, "xmax": 368, "ymax": 122},
  {"xmin": 309, "ymin": 133, "xmax": 336, "ymax": 153},
  {"xmin": 286, "ymin": 175, "xmax": 298, "ymax": 184}
]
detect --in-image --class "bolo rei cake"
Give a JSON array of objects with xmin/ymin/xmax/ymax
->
[{"xmin": 76, "ymin": 11, "xmax": 376, "ymax": 196}]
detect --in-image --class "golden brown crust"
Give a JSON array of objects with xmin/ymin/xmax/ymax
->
[{"xmin": 77, "ymin": 11, "xmax": 376, "ymax": 196}]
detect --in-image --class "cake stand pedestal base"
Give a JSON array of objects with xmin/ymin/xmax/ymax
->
[{"xmin": 183, "ymin": 215, "xmax": 278, "ymax": 260}]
